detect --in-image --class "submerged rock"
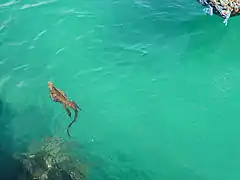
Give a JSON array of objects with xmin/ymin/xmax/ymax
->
[{"xmin": 14, "ymin": 136, "xmax": 87, "ymax": 180}]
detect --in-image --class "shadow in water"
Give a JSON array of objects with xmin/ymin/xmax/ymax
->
[
  {"xmin": 10, "ymin": 104, "xmax": 53, "ymax": 153},
  {"xmin": 0, "ymin": 97, "xmax": 54, "ymax": 179},
  {"xmin": 0, "ymin": 97, "xmax": 20, "ymax": 180},
  {"xmin": 84, "ymin": 150, "xmax": 208, "ymax": 180}
]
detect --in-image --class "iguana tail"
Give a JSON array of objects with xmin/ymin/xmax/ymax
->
[{"xmin": 67, "ymin": 108, "xmax": 78, "ymax": 137}]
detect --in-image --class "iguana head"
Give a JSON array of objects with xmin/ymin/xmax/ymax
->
[{"xmin": 48, "ymin": 81, "xmax": 54, "ymax": 90}]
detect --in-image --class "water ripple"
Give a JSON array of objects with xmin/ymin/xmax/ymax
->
[
  {"xmin": 20, "ymin": 0, "xmax": 57, "ymax": 10},
  {"xmin": 55, "ymin": 47, "xmax": 66, "ymax": 55},
  {"xmin": 0, "ymin": 58, "xmax": 8, "ymax": 65},
  {"xmin": 6, "ymin": 41, "xmax": 27, "ymax": 46},
  {"xmin": 13, "ymin": 64, "xmax": 29, "ymax": 71},
  {"xmin": 116, "ymin": 43, "xmax": 150, "ymax": 56},
  {"xmin": 134, "ymin": 0, "xmax": 152, "ymax": 9},
  {"xmin": 73, "ymin": 67, "xmax": 105, "ymax": 78},
  {"xmin": 33, "ymin": 30, "xmax": 48, "ymax": 41},
  {"xmin": 60, "ymin": 9, "xmax": 94, "ymax": 17},
  {"xmin": 0, "ymin": 75, "xmax": 10, "ymax": 89},
  {"xmin": 53, "ymin": 17, "xmax": 67, "ymax": 26},
  {"xmin": 0, "ymin": 18, "xmax": 12, "ymax": 32},
  {"xmin": 0, "ymin": 0, "xmax": 18, "ymax": 8},
  {"xmin": 16, "ymin": 80, "xmax": 26, "ymax": 88}
]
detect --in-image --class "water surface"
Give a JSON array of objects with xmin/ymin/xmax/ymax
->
[{"xmin": 1, "ymin": 0, "xmax": 240, "ymax": 179}]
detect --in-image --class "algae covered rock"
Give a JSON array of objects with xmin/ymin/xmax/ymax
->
[
  {"xmin": 14, "ymin": 136, "xmax": 87, "ymax": 180},
  {"xmin": 197, "ymin": 0, "xmax": 240, "ymax": 25}
]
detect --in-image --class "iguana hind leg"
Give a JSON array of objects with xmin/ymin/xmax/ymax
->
[{"xmin": 63, "ymin": 104, "xmax": 71, "ymax": 117}]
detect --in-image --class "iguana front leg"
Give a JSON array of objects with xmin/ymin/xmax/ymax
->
[
  {"xmin": 50, "ymin": 92, "xmax": 59, "ymax": 102},
  {"xmin": 63, "ymin": 104, "xmax": 71, "ymax": 117}
]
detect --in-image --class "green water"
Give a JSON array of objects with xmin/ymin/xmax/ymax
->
[{"xmin": 1, "ymin": 0, "xmax": 240, "ymax": 179}]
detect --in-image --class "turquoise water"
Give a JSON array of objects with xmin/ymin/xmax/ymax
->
[{"xmin": 1, "ymin": 0, "xmax": 240, "ymax": 179}]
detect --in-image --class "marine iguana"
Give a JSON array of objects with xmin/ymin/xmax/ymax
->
[{"xmin": 48, "ymin": 81, "xmax": 81, "ymax": 137}]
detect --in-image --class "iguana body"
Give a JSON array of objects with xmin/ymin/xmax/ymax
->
[{"xmin": 48, "ymin": 81, "xmax": 81, "ymax": 137}]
